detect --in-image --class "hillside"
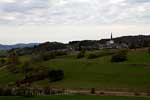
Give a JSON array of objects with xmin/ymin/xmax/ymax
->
[
  {"xmin": 70, "ymin": 35, "xmax": 150, "ymax": 47},
  {"xmin": 10, "ymin": 35, "xmax": 150, "ymax": 55},
  {"xmin": 0, "ymin": 48, "xmax": 150, "ymax": 92}
]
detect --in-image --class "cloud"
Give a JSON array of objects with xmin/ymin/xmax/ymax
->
[
  {"xmin": 0, "ymin": 0, "xmax": 16, "ymax": 3},
  {"xmin": 0, "ymin": 0, "xmax": 150, "ymax": 25},
  {"xmin": 0, "ymin": 0, "xmax": 49, "ymax": 13},
  {"xmin": 127, "ymin": 0, "xmax": 149, "ymax": 3}
]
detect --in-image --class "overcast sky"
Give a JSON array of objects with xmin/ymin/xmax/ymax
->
[{"xmin": 0, "ymin": 0, "xmax": 150, "ymax": 44}]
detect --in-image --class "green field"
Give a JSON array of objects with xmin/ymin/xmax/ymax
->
[
  {"xmin": 0, "ymin": 96, "xmax": 150, "ymax": 100},
  {"xmin": 0, "ymin": 50, "xmax": 150, "ymax": 91}
]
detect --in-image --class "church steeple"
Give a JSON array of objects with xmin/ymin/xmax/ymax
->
[{"xmin": 111, "ymin": 32, "xmax": 113, "ymax": 40}]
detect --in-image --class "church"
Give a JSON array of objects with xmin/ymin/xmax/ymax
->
[
  {"xmin": 101, "ymin": 33, "xmax": 128, "ymax": 49},
  {"xmin": 106, "ymin": 33, "xmax": 114, "ymax": 46}
]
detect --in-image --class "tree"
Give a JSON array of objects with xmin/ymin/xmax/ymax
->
[
  {"xmin": 8, "ymin": 51, "xmax": 19, "ymax": 65},
  {"xmin": 48, "ymin": 69, "xmax": 64, "ymax": 82},
  {"xmin": 143, "ymin": 39, "xmax": 150, "ymax": 47},
  {"xmin": 41, "ymin": 52, "xmax": 56, "ymax": 61},
  {"xmin": 0, "ymin": 59, "xmax": 6, "ymax": 65},
  {"xmin": 148, "ymin": 48, "xmax": 150, "ymax": 54},
  {"xmin": 22, "ymin": 62, "xmax": 32, "ymax": 80},
  {"xmin": 77, "ymin": 50, "xmax": 86, "ymax": 59},
  {"xmin": 91, "ymin": 88, "xmax": 95, "ymax": 94},
  {"xmin": 30, "ymin": 54, "xmax": 42, "ymax": 63},
  {"xmin": 129, "ymin": 43, "xmax": 137, "ymax": 50}
]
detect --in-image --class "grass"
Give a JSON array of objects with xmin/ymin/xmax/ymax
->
[
  {"xmin": 0, "ymin": 68, "xmax": 23, "ymax": 85},
  {"xmin": 0, "ymin": 95, "xmax": 150, "ymax": 100},
  {"xmin": 127, "ymin": 52, "xmax": 150, "ymax": 64},
  {"xmin": 34, "ymin": 50, "xmax": 150, "ymax": 90},
  {"xmin": 1, "ymin": 49, "xmax": 150, "ymax": 91},
  {"xmin": 38, "ymin": 62, "xmax": 150, "ymax": 90}
]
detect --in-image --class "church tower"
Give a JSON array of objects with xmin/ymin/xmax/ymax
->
[
  {"xmin": 111, "ymin": 32, "xmax": 113, "ymax": 40},
  {"xmin": 109, "ymin": 32, "xmax": 114, "ymax": 44}
]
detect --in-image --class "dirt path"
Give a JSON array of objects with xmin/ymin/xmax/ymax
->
[{"xmin": 66, "ymin": 89, "xmax": 150, "ymax": 98}]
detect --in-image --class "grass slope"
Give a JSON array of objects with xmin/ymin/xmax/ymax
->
[
  {"xmin": 0, "ymin": 50, "xmax": 150, "ymax": 91},
  {"xmin": 35, "ymin": 51, "xmax": 150, "ymax": 90}
]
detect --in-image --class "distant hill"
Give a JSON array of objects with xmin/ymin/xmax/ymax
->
[
  {"xmin": 5, "ymin": 35, "xmax": 150, "ymax": 54},
  {"xmin": 8, "ymin": 42, "xmax": 68, "ymax": 55},
  {"xmin": 0, "ymin": 43, "xmax": 39, "ymax": 50}
]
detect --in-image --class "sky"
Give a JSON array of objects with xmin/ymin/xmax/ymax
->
[{"xmin": 0, "ymin": 0, "xmax": 150, "ymax": 44}]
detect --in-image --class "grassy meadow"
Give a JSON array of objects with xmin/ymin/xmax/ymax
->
[{"xmin": 0, "ymin": 49, "xmax": 150, "ymax": 91}]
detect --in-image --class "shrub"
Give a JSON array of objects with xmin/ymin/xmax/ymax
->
[
  {"xmin": 55, "ymin": 51, "xmax": 67, "ymax": 56},
  {"xmin": 41, "ymin": 52, "xmax": 56, "ymax": 61},
  {"xmin": 43, "ymin": 87, "xmax": 51, "ymax": 95},
  {"xmin": 3, "ymin": 88, "xmax": 12, "ymax": 96},
  {"xmin": 7, "ymin": 52, "xmax": 20, "ymax": 65},
  {"xmin": 119, "ymin": 49, "xmax": 128, "ymax": 53},
  {"xmin": 100, "ymin": 92, "xmax": 105, "ymax": 95},
  {"xmin": 129, "ymin": 43, "xmax": 137, "ymax": 50},
  {"xmin": 31, "ymin": 55, "xmax": 43, "ymax": 62},
  {"xmin": 7, "ymin": 64, "xmax": 20, "ymax": 74},
  {"xmin": 77, "ymin": 50, "xmax": 85, "ymax": 59},
  {"xmin": 147, "ymin": 91, "xmax": 150, "ymax": 96},
  {"xmin": 88, "ymin": 53, "xmax": 99, "ymax": 59},
  {"xmin": 148, "ymin": 48, "xmax": 150, "ymax": 54},
  {"xmin": 0, "ymin": 59, "xmax": 6, "ymax": 64},
  {"xmin": 48, "ymin": 69, "xmax": 64, "ymax": 82},
  {"xmin": 134, "ymin": 92, "xmax": 140, "ymax": 96},
  {"xmin": 87, "ymin": 50, "xmax": 117, "ymax": 59},
  {"xmin": 111, "ymin": 53, "xmax": 127, "ymax": 62},
  {"xmin": 111, "ymin": 50, "xmax": 128, "ymax": 62},
  {"xmin": 0, "ymin": 87, "xmax": 3, "ymax": 96}
]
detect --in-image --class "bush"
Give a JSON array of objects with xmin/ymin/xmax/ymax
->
[
  {"xmin": 7, "ymin": 64, "xmax": 20, "ymax": 74},
  {"xmin": 0, "ymin": 87, "xmax": 3, "ymax": 96},
  {"xmin": 100, "ymin": 92, "xmax": 105, "ymax": 95},
  {"xmin": 88, "ymin": 53, "xmax": 99, "ymax": 59},
  {"xmin": 111, "ymin": 53, "xmax": 127, "ymax": 62},
  {"xmin": 148, "ymin": 48, "xmax": 150, "ymax": 54},
  {"xmin": 111, "ymin": 50, "xmax": 128, "ymax": 62},
  {"xmin": 147, "ymin": 91, "xmax": 150, "ymax": 96},
  {"xmin": 87, "ymin": 50, "xmax": 117, "ymax": 59},
  {"xmin": 55, "ymin": 51, "xmax": 67, "ymax": 56},
  {"xmin": 77, "ymin": 50, "xmax": 85, "ymax": 59},
  {"xmin": 129, "ymin": 43, "xmax": 137, "ymax": 50},
  {"xmin": 31, "ymin": 55, "xmax": 43, "ymax": 62},
  {"xmin": 43, "ymin": 87, "xmax": 51, "ymax": 95},
  {"xmin": 134, "ymin": 92, "xmax": 140, "ymax": 96},
  {"xmin": 48, "ymin": 69, "xmax": 64, "ymax": 82},
  {"xmin": 3, "ymin": 88, "xmax": 12, "ymax": 96},
  {"xmin": 8, "ymin": 52, "xmax": 20, "ymax": 65},
  {"xmin": 41, "ymin": 52, "xmax": 56, "ymax": 61},
  {"xmin": 0, "ymin": 59, "xmax": 6, "ymax": 64}
]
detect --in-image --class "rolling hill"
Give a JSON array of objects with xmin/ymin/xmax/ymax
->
[{"xmin": 0, "ymin": 43, "xmax": 39, "ymax": 50}]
